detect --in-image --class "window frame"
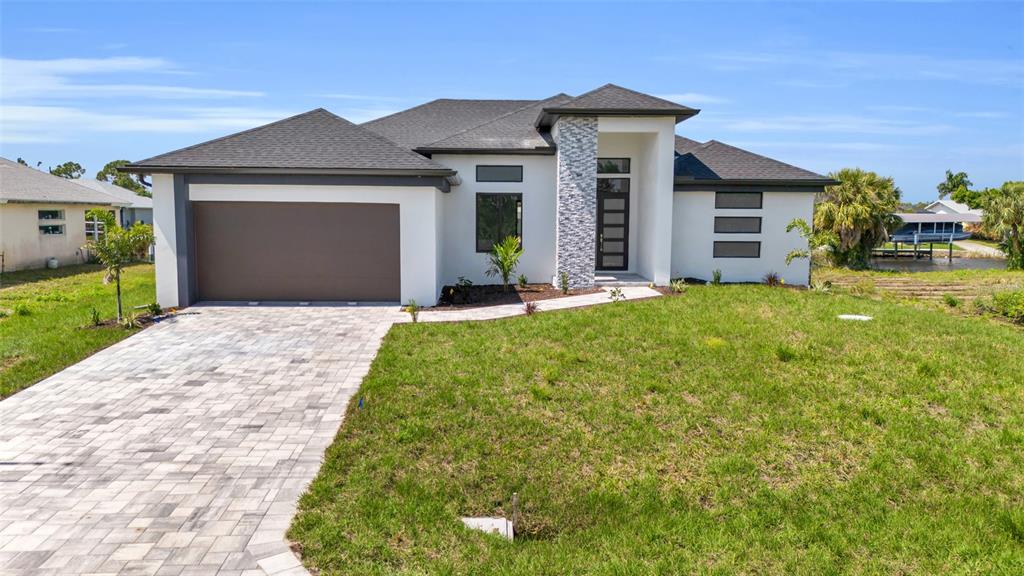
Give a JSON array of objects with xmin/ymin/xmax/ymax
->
[
  {"xmin": 38, "ymin": 209, "xmax": 65, "ymax": 221},
  {"xmin": 714, "ymin": 216, "xmax": 762, "ymax": 234},
  {"xmin": 597, "ymin": 158, "xmax": 631, "ymax": 174},
  {"xmin": 475, "ymin": 192, "xmax": 523, "ymax": 253},
  {"xmin": 713, "ymin": 241, "xmax": 761, "ymax": 259},
  {"xmin": 715, "ymin": 191, "xmax": 763, "ymax": 210},
  {"xmin": 39, "ymin": 224, "xmax": 66, "ymax": 236},
  {"xmin": 476, "ymin": 165, "xmax": 524, "ymax": 183}
]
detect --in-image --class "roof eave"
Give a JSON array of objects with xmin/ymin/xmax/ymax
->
[
  {"xmin": 119, "ymin": 165, "xmax": 457, "ymax": 177},
  {"xmin": 414, "ymin": 146, "xmax": 556, "ymax": 156},
  {"xmin": 1, "ymin": 198, "xmax": 123, "ymax": 206},
  {"xmin": 673, "ymin": 177, "xmax": 837, "ymax": 191},
  {"xmin": 536, "ymin": 108, "xmax": 700, "ymax": 128}
]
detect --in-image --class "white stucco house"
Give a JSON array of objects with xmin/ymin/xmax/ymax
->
[
  {"xmin": 123, "ymin": 84, "xmax": 835, "ymax": 308},
  {"xmin": 0, "ymin": 158, "xmax": 126, "ymax": 272}
]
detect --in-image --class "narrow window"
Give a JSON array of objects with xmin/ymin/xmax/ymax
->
[
  {"xmin": 714, "ymin": 216, "xmax": 762, "ymax": 234},
  {"xmin": 715, "ymin": 191, "xmax": 763, "ymax": 209},
  {"xmin": 713, "ymin": 241, "xmax": 760, "ymax": 258},
  {"xmin": 597, "ymin": 158, "xmax": 630, "ymax": 174},
  {"xmin": 476, "ymin": 165, "xmax": 523, "ymax": 183},
  {"xmin": 597, "ymin": 178, "xmax": 630, "ymax": 194},
  {"xmin": 476, "ymin": 193, "xmax": 523, "ymax": 252},
  {"xmin": 39, "ymin": 224, "xmax": 65, "ymax": 235},
  {"xmin": 38, "ymin": 209, "xmax": 65, "ymax": 220}
]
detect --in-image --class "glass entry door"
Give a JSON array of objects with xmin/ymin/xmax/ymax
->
[{"xmin": 596, "ymin": 178, "xmax": 629, "ymax": 270}]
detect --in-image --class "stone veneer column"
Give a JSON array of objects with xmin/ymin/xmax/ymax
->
[{"xmin": 553, "ymin": 116, "xmax": 598, "ymax": 288}]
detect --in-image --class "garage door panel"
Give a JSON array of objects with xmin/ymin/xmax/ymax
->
[{"xmin": 194, "ymin": 201, "xmax": 400, "ymax": 301}]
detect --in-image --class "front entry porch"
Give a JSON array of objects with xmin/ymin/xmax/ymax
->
[{"xmin": 594, "ymin": 271, "xmax": 652, "ymax": 286}]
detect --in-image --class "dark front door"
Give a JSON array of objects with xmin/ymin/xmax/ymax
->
[{"xmin": 596, "ymin": 178, "xmax": 629, "ymax": 270}]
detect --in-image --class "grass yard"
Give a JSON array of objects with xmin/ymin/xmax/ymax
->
[
  {"xmin": 291, "ymin": 287, "xmax": 1024, "ymax": 575},
  {"xmin": 816, "ymin": 267, "xmax": 1024, "ymax": 306},
  {"xmin": 0, "ymin": 263, "xmax": 155, "ymax": 399}
]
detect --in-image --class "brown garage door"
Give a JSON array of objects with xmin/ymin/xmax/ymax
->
[{"xmin": 193, "ymin": 201, "xmax": 400, "ymax": 301}]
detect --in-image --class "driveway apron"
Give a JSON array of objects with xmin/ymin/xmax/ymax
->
[{"xmin": 0, "ymin": 305, "xmax": 403, "ymax": 576}]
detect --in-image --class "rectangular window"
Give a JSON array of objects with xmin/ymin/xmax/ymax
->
[
  {"xmin": 597, "ymin": 158, "xmax": 630, "ymax": 174},
  {"xmin": 597, "ymin": 178, "xmax": 630, "ymax": 194},
  {"xmin": 713, "ymin": 241, "xmax": 761, "ymax": 258},
  {"xmin": 476, "ymin": 165, "xmax": 523, "ymax": 183},
  {"xmin": 39, "ymin": 224, "xmax": 65, "ymax": 235},
  {"xmin": 476, "ymin": 193, "xmax": 523, "ymax": 252},
  {"xmin": 715, "ymin": 191, "xmax": 763, "ymax": 209},
  {"xmin": 38, "ymin": 209, "xmax": 64, "ymax": 220},
  {"xmin": 714, "ymin": 216, "xmax": 762, "ymax": 234}
]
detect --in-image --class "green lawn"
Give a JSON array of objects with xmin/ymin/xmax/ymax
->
[
  {"xmin": 291, "ymin": 287, "xmax": 1024, "ymax": 575},
  {"xmin": 0, "ymin": 263, "xmax": 155, "ymax": 398}
]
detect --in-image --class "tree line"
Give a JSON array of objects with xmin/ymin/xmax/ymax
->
[{"xmin": 15, "ymin": 158, "xmax": 150, "ymax": 198}]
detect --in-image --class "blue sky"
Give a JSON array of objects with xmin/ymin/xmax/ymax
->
[{"xmin": 2, "ymin": 1, "xmax": 1022, "ymax": 201}]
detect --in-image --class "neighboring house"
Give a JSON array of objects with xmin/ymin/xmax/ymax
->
[
  {"xmin": 123, "ymin": 84, "xmax": 834, "ymax": 308},
  {"xmin": 76, "ymin": 178, "xmax": 154, "ymax": 226},
  {"xmin": 892, "ymin": 198, "xmax": 983, "ymax": 243},
  {"xmin": 0, "ymin": 157, "xmax": 125, "ymax": 272}
]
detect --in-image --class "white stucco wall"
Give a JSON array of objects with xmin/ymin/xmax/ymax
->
[
  {"xmin": 431, "ymin": 154, "xmax": 557, "ymax": 286},
  {"xmin": 671, "ymin": 190, "xmax": 814, "ymax": 285},
  {"xmin": 187, "ymin": 184, "xmax": 443, "ymax": 305},
  {"xmin": 0, "ymin": 203, "xmax": 117, "ymax": 271},
  {"xmin": 150, "ymin": 174, "xmax": 179, "ymax": 308}
]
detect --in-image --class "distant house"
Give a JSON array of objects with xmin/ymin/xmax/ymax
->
[
  {"xmin": 0, "ymin": 158, "xmax": 125, "ymax": 272},
  {"xmin": 76, "ymin": 178, "xmax": 153, "ymax": 226},
  {"xmin": 892, "ymin": 199, "xmax": 982, "ymax": 243}
]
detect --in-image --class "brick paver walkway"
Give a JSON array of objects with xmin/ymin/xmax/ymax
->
[{"xmin": 0, "ymin": 305, "xmax": 403, "ymax": 576}]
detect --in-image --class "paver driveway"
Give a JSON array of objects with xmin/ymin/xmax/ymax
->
[{"xmin": 0, "ymin": 305, "xmax": 403, "ymax": 576}]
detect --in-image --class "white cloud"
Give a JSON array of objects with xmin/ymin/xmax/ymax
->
[
  {"xmin": 954, "ymin": 111, "xmax": 1010, "ymax": 119},
  {"xmin": 0, "ymin": 105, "xmax": 294, "ymax": 143},
  {"xmin": 656, "ymin": 92, "xmax": 730, "ymax": 105},
  {"xmin": 0, "ymin": 57, "xmax": 261, "ymax": 100}
]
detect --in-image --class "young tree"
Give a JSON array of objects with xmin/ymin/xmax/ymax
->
[
  {"xmin": 485, "ymin": 235, "xmax": 524, "ymax": 292},
  {"xmin": 49, "ymin": 161, "xmax": 85, "ymax": 179},
  {"xmin": 937, "ymin": 170, "xmax": 972, "ymax": 200},
  {"xmin": 83, "ymin": 209, "xmax": 155, "ymax": 320},
  {"xmin": 812, "ymin": 168, "xmax": 902, "ymax": 269},
  {"xmin": 96, "ymin": 160, "xmax": 151, "ymax": 197},
  {"xmin": 981, "ymin": 181, "xmax": 1024, "ymax": 270}
]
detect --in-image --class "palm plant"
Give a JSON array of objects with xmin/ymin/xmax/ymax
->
[
  {"xmin": 83, "ymin": 209, "xmax": 154, "ymax": 320},
  {"xmin": 981, "ymin": 181, "xmax": 1024, "ymax": 269},
  {"xmin": 812, "ymin": 168, "xmax": 902, "ymax": 268},
  {"xmin": 485, "ymin": 235, "xmax": 523, "ymax": 292}
]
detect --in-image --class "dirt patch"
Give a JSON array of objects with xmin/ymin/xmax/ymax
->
[{"xmin": 435, "ymin": 283, "xmax": 601, "ymax": 309}]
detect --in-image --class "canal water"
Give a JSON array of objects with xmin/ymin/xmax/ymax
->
[{"xmin": 870, "ymin": 257, "xmax": 1007, "ymax": 272}]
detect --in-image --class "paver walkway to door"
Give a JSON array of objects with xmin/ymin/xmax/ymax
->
[{"xmin": 0, "ymin": 305, "xmax": 403, "ymax": 576}]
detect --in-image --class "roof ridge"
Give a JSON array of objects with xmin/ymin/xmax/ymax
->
[
  {"xmin": 131, "ymin": 108, "xmax": 325, "ymax": 166},
  {"xmin": 419, "ymin": 93, "xmax": 570, "ymax": 148}
]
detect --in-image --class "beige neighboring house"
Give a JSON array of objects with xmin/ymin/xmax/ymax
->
[
  {"xmin": 0, "ymin": 157, "xmax": 125, "ymax": 272},
  {"xmin": 76, "ymin": 178, "xmax": 153, "ymax": 227}
]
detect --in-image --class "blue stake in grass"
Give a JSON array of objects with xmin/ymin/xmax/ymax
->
[{"xmin": 358, "ymin": 397, "xmax": 363, "ymax": 409}]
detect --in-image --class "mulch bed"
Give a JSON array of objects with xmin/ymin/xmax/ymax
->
[{"xmin": 434, "ymin": 283, "xmax": 602, "ymax": 309}]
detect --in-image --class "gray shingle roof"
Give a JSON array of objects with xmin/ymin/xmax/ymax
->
[
  {"xmin": 126, "ymin": 109, "xmax": 452, "ymax": 174},
  {"xmin": 76, "ymin": 179, "xmax": 153, "ymax": 209},
  {"xmin": 555, "ymin": 84, "xmax": 697, "ymax": 113},
  {"xmin": 674, "ymin": 136, "xmax": 831, "ymax": 182},
  {"xmin": 417, "ymin": 94, "xmax": 573, "ymax": 152},
  {"xmin": 0, "ymin": 157, "xmax": 125, "ymax": 205},
  {"xmin": 363, "ymin": 99, "xmax": 536, "ymax": 150}
]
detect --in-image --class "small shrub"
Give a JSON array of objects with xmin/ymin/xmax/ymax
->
[
  {"xmin": 406, "ymin": 299, "xmax": 420, "ymax": 323},
  {"xmin": 517, "ymin": 274, "xmax": 528, "ymax": 289},
  {"xmin": 669, "ymin": 279, "xmax": 687, "ymax": 294},
  {"xmin": 775, "ymin": 345, "xmax": 797, "ymax": 362},
  {"xmin": 13, "ymin": 302, "xmax": 31, "ymax": 316},
  {"xmin": 559, "ymin": 271, "xmax": 570, "ymax": 295},
  {"xmin": 523, "ymin": 301, "xmax": 538, "ymax": 316},
  {"xmin": 90, "ymin": 307, "xmax": 101, "ymax": 327},
  {"xmin": 810, "ymin": 280, "xmax": 832, "ymax": 293},
  {"xmin": 120, "ymin": 311, "xmax": 141, "ymax": 329},
  {"xmin": 609, "ymin": 287, "xmax": 625, "ymax": 302},
  {"xmin": 485, "ymin": 235, "xmax": 524, "ymax": 292},
  {"xmin": 990, "ymin": 290, "xmax": 1024, "ymax": 323},
  {"xmin": 711, "ymin": 269, "xmax": 722, "ymax": 285},
  {"xmin": 146, "ymin": 302, "xmax": 163, "ymax": 316},
  {"xmin": 762, "ymin": 271, "xmax": 782, "ymax": 287},
  {"xmin": 942, "ymin": 293, "xmax": 960, "ymax": 308},
  {"xmin": 0, "ymin": 309, "xmax": 9, "ymax": 319}
]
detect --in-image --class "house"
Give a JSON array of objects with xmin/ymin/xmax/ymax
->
[
  {"xmin": 122, "ymin": 84, "xmax": 834, "ymax": 307},
  {"xmin": 75, "ymin": 179, "xmax": 154, "ymax": 227},
  {"xmin": 0, "ymin": 157, "xmax": 125, "ymax": 272},
  {"xmin": 892, "ymin": 198, "xmax": 983, "ymax": 243}
]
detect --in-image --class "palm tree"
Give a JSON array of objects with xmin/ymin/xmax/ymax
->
[
  {"xmin": 981, "ymin": 181, "xmax": 1024, "ymax": 270},
  {"xmin": 814, "ymin": 168, "xmax": 902, "ymax": 268},
  {"xmin": 485, "ymin": 235, "xmax": 523, "ymax": 292}
]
